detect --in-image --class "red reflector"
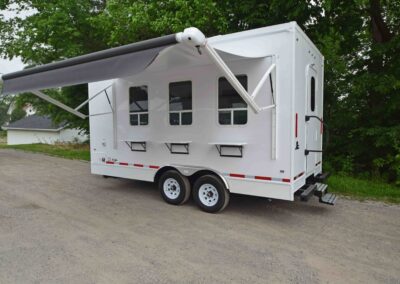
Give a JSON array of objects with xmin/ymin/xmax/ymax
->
[
  {"xmin": 106, "ymin": 161, "xmax": 114, "ymax": 165},
  {"xmin": 230, "ymin": 173, "xmax": 245, "ymax": 178},
  {"xmin": 149, "ymin": 165, "xmax": 160, "ymax": 169},
  {"xmin": 255, "ymin": 176, "xmax": 272, "ymax": 181},
  {"xmin": 282, "ymin": 178, "xmax": 291, "ymax": 183},
  {"xmin": 295, "ymin": 113, "xmax": 298, "ymax": 138},
  {"xmin": 119, "ymin": 162, "xmax": 128, "ymax": 166},
  {"xmin": 134, "ymin": 164, "xmax": 144, "ymax": 167}
]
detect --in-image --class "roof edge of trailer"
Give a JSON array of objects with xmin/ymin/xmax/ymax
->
[
  {"xmin": 2, "ymin": 34, "xmax": 178, "ymax": 81},
  {"xmin": 293, "ymin": 23, "xmax": 323, "ymax": 59}
]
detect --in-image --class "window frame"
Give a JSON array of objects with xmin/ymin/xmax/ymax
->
[
  {"xmin": 129, "ymin": 85, "xmax": 149, "ymax": 126},
  {"xmin": 217, "ymin": 74, "xmax": 248, "ymax": 126},
  {"xmin": 168, "ymin": 80, "xmax": 193, "ymax": 126}
]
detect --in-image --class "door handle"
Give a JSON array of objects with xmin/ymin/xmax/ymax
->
[{"xmin": 305, "ymin": 149, "xmax": 323, "ymax": 156}]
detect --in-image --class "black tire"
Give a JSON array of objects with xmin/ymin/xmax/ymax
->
[
  {"xmin": 159, "ymin": 170, "xmax": 191, "ymax": 205},
  {"xmin": 193, "ymin": 175, "xmax": 230, "ymax": 213}
]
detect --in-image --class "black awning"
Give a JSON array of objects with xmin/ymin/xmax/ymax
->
[{"xmin": 2, "ymin": 34, "xmax": 177, "ymax": 94}]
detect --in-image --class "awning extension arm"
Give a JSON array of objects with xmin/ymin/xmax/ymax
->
[
  {"xmin": 30, "ymin": 84, "xmax": 114, "ymax": 120},
  {"xmin": 75, "ymin": 84, "xmax": 113, "ymax": 112},
  {"xmin": 31, "ymin": 90, "xmax": 87, "ymax": 119},
  {"xmin": 176, "ymin": 28, "xmax": 276, "ymax": 114},
  {"xmin": 203, "ymin": 45, "xmax": 276, "ymax": 113}
]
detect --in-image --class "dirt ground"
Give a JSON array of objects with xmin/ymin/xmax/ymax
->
[{"xmin": 0, "ymin": 149, "xmax": 399, "ymax": 284}]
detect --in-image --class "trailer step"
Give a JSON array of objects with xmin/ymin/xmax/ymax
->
[
  {"xmin": 300, "ymin": 184, "xmax": 317, "ymax": 202},
  {"xmin": 319, "ymin": 193, "xmax": 337, "ymax": 205},
  {"xmin": 314, "ymin": 183, "xmax": 328, "ymax": 198},
  {"xmin": 314, "ymin": 172, "xmax": 330, "ymax": 183}
]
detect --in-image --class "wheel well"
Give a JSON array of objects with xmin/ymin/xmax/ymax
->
[
  {"xmin": 154, "ymin": 166, "xmax": 177, "ymax": 184},
  {"xmin": 188, "ymin": 170, "xmax": 229, "ymax": 190}
]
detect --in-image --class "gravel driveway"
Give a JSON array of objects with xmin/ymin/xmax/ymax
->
[{"xmin": 0, "ymin": 149, "xmax": 399, "ymax": 283}]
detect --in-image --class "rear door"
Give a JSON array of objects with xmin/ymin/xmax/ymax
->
[{"xmin": 305, "ymin": 65, "xmax": 321, "ymax": 176}]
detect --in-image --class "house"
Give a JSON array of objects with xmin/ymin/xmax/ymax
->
[{"xmin": 2, "ymin": 115, "xmax": 87, "ymax": 145}]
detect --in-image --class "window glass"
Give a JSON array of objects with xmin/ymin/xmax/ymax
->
[
  {"xmin": 219, "ymin": 111, "xmax": 231, "ymax": 125},
  {"xmin": 140, "ymin": 113, "xmax": 148, "ymax": 125},
  {"xmin": 129, "ymin": 86, "xmax": 148, "ymax": 126},
  {"xmin": 181, "ymin": 112, "xmax": 192, "ymax": 125},
  {"xmin": 169, "ymin": 81, "xmax": 192, "ymax": 125},
  {"xmin": 169, "ymin": 112, "xmax": 180, "ymax": 125},
  {"xmin": 233, "ymin": 110, "xmax": 247, "ymax": 125},
  {"xmin": 218, "ymin": 75, "xmax": 248, "ymax": 125},
  {"xmin": 311, "ymin": 76, "xmax": 316, "ymax": 112}
]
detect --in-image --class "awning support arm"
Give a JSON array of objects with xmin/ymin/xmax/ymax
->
[
  {"xmin": 75, "ymin": 84, "xmax": 113, "ymax": 111},
  {"xmin": 31, "ymin": 90, "xmax": 87, "ymax": 119},
  {"xmin": 31, "ymin": 84, "xmax": 114, "ymax": 120}
]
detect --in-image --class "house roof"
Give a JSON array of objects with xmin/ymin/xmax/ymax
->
[{"xmin": 3, "ymin": 115, "xmax": 66, "ymax": 131}]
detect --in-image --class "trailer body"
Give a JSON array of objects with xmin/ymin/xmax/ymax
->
[
  {"xmin": 89, "ymin": 22, "xmax": 324, "ymax": 201},
  {"xmin": 1, "ymin": 22, "xmax": 335, "ymax": 212}
]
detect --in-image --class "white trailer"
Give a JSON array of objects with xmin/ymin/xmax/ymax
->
[{"xmin": 1, "ymin": 22, "xmax": 336, "ymax": 212}]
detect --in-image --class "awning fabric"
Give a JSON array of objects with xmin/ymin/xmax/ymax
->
[{"xmin": 1, "ymin": 34, "xmax": 177, "ymax": 95}]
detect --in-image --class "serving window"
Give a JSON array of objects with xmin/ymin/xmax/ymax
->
[
  {"xmin": 129, "ymin": 86, "xmax": 148, "ymax": 126},
  {"xmin": 218, "ymin": 75, "xmax": 248, "ymax": 125},
  {"xmin": 169, "ymin": 81, "xmax": 192, "ymax": 125}
]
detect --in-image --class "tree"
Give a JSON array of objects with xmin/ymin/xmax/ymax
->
[
  {"xmin": 0, "ymin": 100, "xmax": 10, "ymax": 126},
  {"xmin": 315, "ymin": 0, "xmax": 400, "ymax": 182},
  {"xmin": 9, "ymin": 106, "xmax": 25, "ymax": 122}
]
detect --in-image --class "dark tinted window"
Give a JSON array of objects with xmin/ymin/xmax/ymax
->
[
  {"xmin": 218, "ymin": 75, "xmax": 248, "ymax": 125},
  {"xmin": 311, "ymin": 76, "xmax": 316, "ymax": 112},
  {"xmin": 169, "ymin": 112, "xmax": 179, "ymax": 125},
  {"xmin": 169, "ymin": 81, "xmax": 192, "ymax": 111},
  {"xmin": 169, "ymin": 81, "xmax": 192, "ymax": 125},
  {"xmin": 218, "ymin": 76, "xmax": 248, "ymax": 109},
  {"xmin": 219, "ymin": 110, "xmax": 231, "ymax": 125},
  {"xmin": 129, "ymin": 86, "xmax": 148, "ymax": 126},
  {"xmin": 181, "ymin": 112, "xmax": 192, "ymax": 125},
  {"xmin": 130, "ymin": 86, "xmax": 148, "ymax": 112}
]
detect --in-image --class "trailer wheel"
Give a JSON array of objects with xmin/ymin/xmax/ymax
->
[
  {"xmin": 159, "ymin": 170, "xmax": 191, "ymax": 205},
  {"xmin": 193, "ymin": 175, "xmax": 230, "ymax": 213}
]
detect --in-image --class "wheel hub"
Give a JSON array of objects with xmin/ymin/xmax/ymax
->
[
  {"xmin": 198, "ymin": 184, "xmax": 219, "ymax": 207},
  {"xmin": 163, "ymin": 178, "xmax": 181, "ymax": 200}
]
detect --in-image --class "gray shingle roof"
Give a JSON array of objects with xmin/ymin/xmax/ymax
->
[{"xmin": 4, "ymin": 115, "xmax": 66, "ymax": 130}]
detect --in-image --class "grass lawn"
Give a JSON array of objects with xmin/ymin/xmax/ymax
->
[
  {"xmin": 328, "ymin": 175, "xmax": 400, "ymax": 204},
  {"xmin": 0, "ymin": 143, "xmax": 399, "ymax": 204},
  {"xmin": 0, "ymin": 143, "xmax": 90, "ymax": 161}
]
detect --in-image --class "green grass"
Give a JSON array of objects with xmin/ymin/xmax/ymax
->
[
  {"xmin": 328, "ymin": 175, "xmax": 400, "ymax": 204},
  {"xmin": 0, "ymin": 143, "xmax": 399, "ymax": 204},
  {"xmin": 0, "ymin": 143, "xmax": 90, "ymax": 161}
]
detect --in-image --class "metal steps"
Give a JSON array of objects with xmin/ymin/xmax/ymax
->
[
  {"xmin": 319, "ymin": 193, "xmax": 337, "ymax": 205},
  {"xmin": 314, "ymin": 183, "xmax": 328, "ymax": 198},
  {"xmin": 300, "ymin": 184, "xmax": 317, "ymax": 201},
  {"xmin": 298, "ymin": 181, "xmax": 337, "ymax": 205}
]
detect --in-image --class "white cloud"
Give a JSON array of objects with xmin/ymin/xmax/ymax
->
[
  {"xmin": 0, "ymin": 6, "xmax": 36, "ymax": 75},
  {"xmin": 0, "ymin": 58, "xmax": 24, "ymax": 75}
]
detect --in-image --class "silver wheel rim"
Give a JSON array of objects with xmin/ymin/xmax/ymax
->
[
  {"xmin": 198, "ymin": 184, "xmax": 219, "ymax": 207},
  {"xmin": 163, "ymin": 178, "xmax": 181, "ymax": 200}
]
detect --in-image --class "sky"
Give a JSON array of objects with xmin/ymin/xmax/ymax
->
[{"xmin": 0, "ymin": 6, "xmax": 35, "ymax": 75}]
